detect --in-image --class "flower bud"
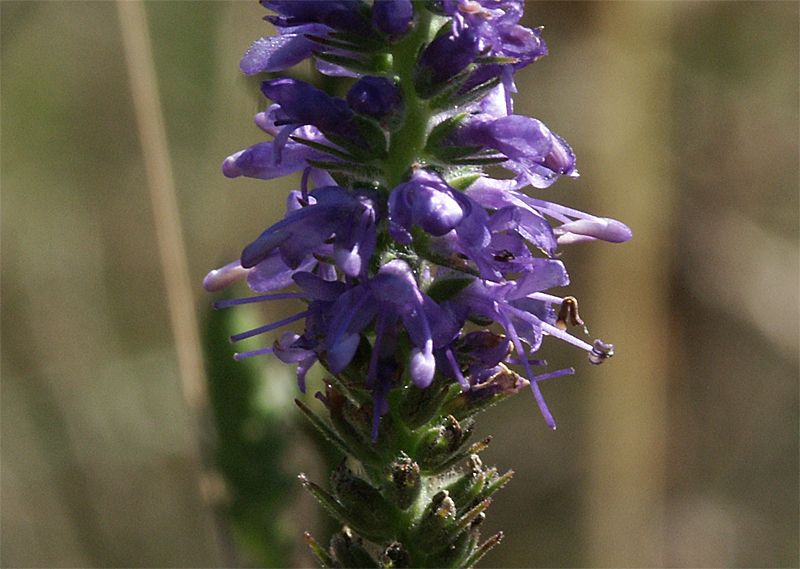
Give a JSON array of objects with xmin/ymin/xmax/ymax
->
[
  {"xmin": 443, "ymin": 454, "xmax": 487, "ymax": 506},
  {"xmin": 381, "ymin": 542, "xmax": 411, "ymax": 568},
  {"xmin": 417, "ymin": 414, "xmax": 466, "ymax": 470},
  {"xmin": 387, "ymin": 452, "xmax": 421, "ymax": 510},
  {"xmin": 372, "ymin": 0, "xmax": 414, "ymax": 40},
  {"xmin": 415, "ymin": 27, "xmax": 480, "ymax": 98},
  {"xmin": 389, "ymin": 169, "xmax": 465, "ymax": 241},
  {"xmin": 330, "ymin": 461, "xmax": 394, "ymax": 540},
  {"xmin": 412, "ymin": 490, "xmax": 458, "ymax": 550},
  {"xmin": 347, "ymin": 76, "xmax": 404, "ymax": 127}
]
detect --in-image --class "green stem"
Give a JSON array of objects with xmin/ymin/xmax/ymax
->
[
  {"xmin": 300, "ymin": 7, "xmax": 511, "ymax": 568},
  {"xmin": 386, "ymin": 7, "xmax": 439, "ymax": 187}
]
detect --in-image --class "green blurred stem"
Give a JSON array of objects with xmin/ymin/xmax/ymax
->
[
  {"xmin": 116, "ymin": 0, "xmax": 209, "ymax": 413},
  {"xmin": 117, "ymin": 0, "xmax": 224, "ymax": 562}
]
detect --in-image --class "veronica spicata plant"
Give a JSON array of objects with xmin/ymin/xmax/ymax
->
[{"xmin": 205, "ymin": 1, "xmax": 631, "ymax": 566}]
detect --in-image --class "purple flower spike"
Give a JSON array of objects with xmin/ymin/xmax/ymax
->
[
  {"xmin": 389, "ymin": 169, "xmax": 465, "ymax": 242},
  {"xmin": 372, "ymin": 0, "xmax": 414, "ymax": 39},
  {"xmin": 210, "ymin": 0, "xmax": 630, "ymax": 446}
]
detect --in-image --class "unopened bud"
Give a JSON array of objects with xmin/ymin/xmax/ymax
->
[
  {"xmin": 381, "ymin": 542, "xmax": 411, "ymax": 568},
  {"xmin": 388, "ymin": 453, "xmax": 421, "ymax": 510},
  {"xmin": 330, "ymin": 462, "xmax": 394, "ymax": 540},
  {"xmin": 413, "ymin": 491, "xmax": 457, "ymax": 549},
  {"xmin": 418, "ymin": 415, "xmax": 466, "ymax": 470}
]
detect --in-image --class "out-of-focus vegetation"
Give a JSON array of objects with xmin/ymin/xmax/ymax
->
[{"xmin": 2, "ymin": 2, "xmax": 797, "ymax": 567}]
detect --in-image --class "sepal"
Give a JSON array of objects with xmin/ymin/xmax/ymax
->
[
  {"xmin": 396, "ymin": 376, "xmax": 455, "ymax": 430},
  {"xmin": 330, "ymin": 527, "xmax": 381, "ymax": 568},
  {"xmin": 305, "ymin": 33, "xmax": 375, "ymax": 53},
  {"xmin": 295, "ymin": 398, "xmax": 353, "ymax": 459},
  {"xmin": 430, "ymin": 76, "xmax": 501, "ymax": 112},
  {"xmin": 304, "ymin": 531, "xmax": 335, "ymax": 568},
  {"xmin": 306, "ymin": 159, "xmax": 385, "ymax": 184},
  {"xmin": 299, "ymin": 474, "xmax": 392, "ymax": 543},
  {"xmin": 314, "ymin": 50, "xmax": 392, "ymax": 75},
  {"xmin": 463, "ymin": 532, "xmax": 504, "ymax": 568},
  {"xmin": 330, "ymin": 462, "xmax": 395, "ymax": 540},
  {"xmin": 320, "ymin": 386, "xmax": 380, "ymax": 464}
]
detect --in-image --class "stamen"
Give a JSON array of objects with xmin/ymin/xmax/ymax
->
[
  {"xmin": 300, "ymin": 167, "xmax": 311, "ymax": 201},
  {"xmin": 214, "ymin": 292, "xmax": 305, "ymax": 309},
  {"xmin": 505, "ymin": 357, "xmax": 546, "ymax": 367},
  {"xmin": 588, "ymin": 339, "xmax": 614, "ymax": 365},
  {"xmin": 496, "ymin": 308, "xmax": 556, "ymax": 429},
  {"xmin": 555, "ymin": 296, "xmax": 584, "ymax": 331},
  {"xmin": 296, "ymin": 356, "xmax": 316, "ymax": 394},
  {"xmin": 446, "ymin": 348, "xmax": 470, "ymax": 391},
  {"xmin": 532, "ymin": 367, "xmax": 575, "ymax": 382},
  {"xmin": 233, "ymin": 347, "xmax": 273, "ymax": 361},
  {"xmin": 230, "ymin": 310, "xmax": 309, "ymax": 343},
  {"xmin": 540, "ymin": 321, "xmax": 594, "ymax": 352},
  {"xmin": 528, "ymin": 292, "xmax": 564, "ymax": 305}
]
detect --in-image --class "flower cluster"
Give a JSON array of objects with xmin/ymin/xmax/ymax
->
[
  {"xmin": 206, "ymin": 0, "xmax": 630, "ymax": 439},
  {"xmin": 208, "ymin": 2, "xmax": 631, "ymax": 565}
]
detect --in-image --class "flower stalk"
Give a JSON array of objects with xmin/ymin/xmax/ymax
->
[{"xmin": 205, "ymin": 1, "xmax": 631, "ymax": 566}]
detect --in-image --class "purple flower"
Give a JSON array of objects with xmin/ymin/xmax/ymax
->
[
  {"xmin": 262, "ymin": 1, "xmax": 373, "ymax": 37},
  {"xmin": 324, "ymin": 260, "xmax": 459, "ymax": 387},
  {"xmin": 465, "ymin": 176, "xmax": 633, "ymax": 245},
  {"xmin": 388, "ymin": 169, "xmax": 466, "ymax": 243},
  {"xmin": 317, "ymin": 260, "xmax": 462, "ymax": 438},
  {"xmin": 208, "ymin": 0, "xmax": 630, "ymax": 442},
  {"xmin": 221, "ymin": 107, "xmax": 339, "ymax": 181},
  {"xmin": 221, "ymin": 133, "xmax": 324, "ymax": 180},
  {"xmin": 446, "ymin": 0, "xmax": 546, "ymax": 67},
  {"xmin": 346, "ymin": 76, "xmax": 404, "ymax": 124},
  {"xmin": 261, "ymin": 78, "xmax": 363, "ymax": 145},
  {"xmin": 372, "ymin": 0, "xmax": 414, "ymax": 39},
  {"xmin": 415, "ymin": 26, "xmax": 480, "ymax": 97},
  {"xmin": 445, "ymin": 268, "xmax": 612, "ymax": 429},
  {"xmin": 436, "ymin": 0, "xmax": 547, "ymax": 97},
  {"xmin": 240, "ymin": 23, "xmax": 331, "ymax": 74},
  {"xmin": 241, "ymin": 186, "xmax": 377, "ymax": 279},
  {"xmin": 455, "ymin": 114, "xmax": 578, "ymax": 188}
]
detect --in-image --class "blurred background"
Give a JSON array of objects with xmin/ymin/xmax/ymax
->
[{"xmin": 2, "ymin": 1, "xmax": 797, "ymax": 567}]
